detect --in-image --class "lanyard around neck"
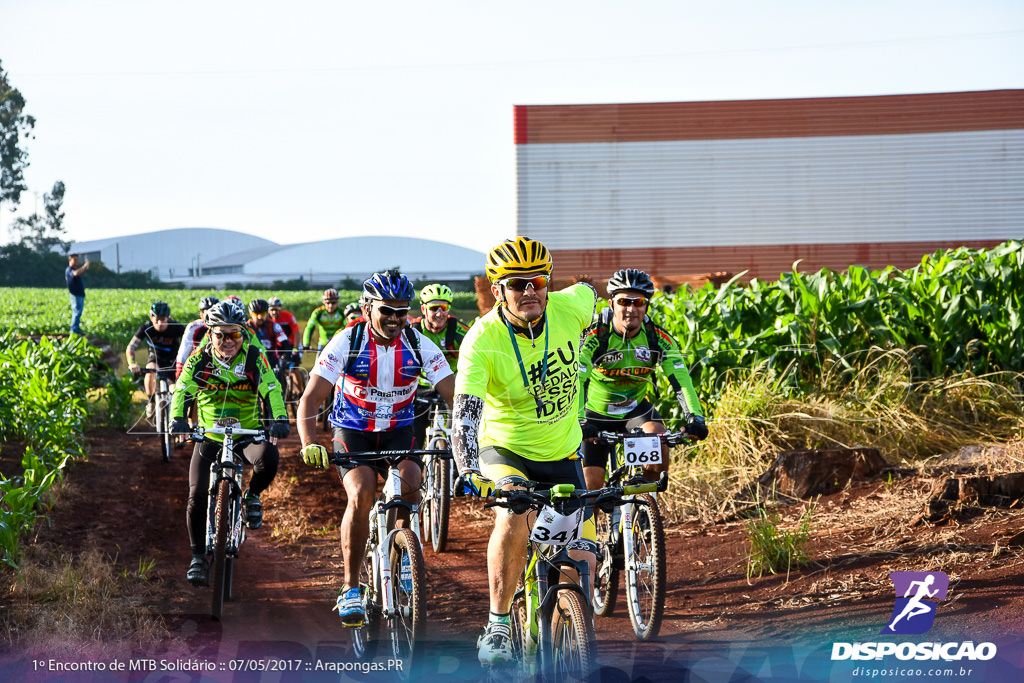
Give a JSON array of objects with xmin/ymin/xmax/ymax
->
[{"xmin": 504, "ymin": 312, "xmax": 549, "ymax": 395}]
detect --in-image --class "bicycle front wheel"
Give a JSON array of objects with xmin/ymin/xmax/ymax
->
[
  {"xmin": 427, "ymin": 451, "xmax": 450, "ymax": 553},
  {"xmin": 388, "ymin": 528, "xmax": 426, "ymax": 660},
  {"xmin": 592, "ymin": 507, "xmax": 619, "ymax": 617},
  {"xmin": 211, "ymin": 479, "xmax": 231, "ymax": 621},
  {"xmin": 351, "ymin": 543, "xmax": 382, "ymax": 660},
  {"xmin": 624, "ymin": 494, "xmax": 666, "ymax": 641},
  {"xmin": 157, "ymin": 395, "xmax": 172, "ymax": 462},
  {"xmin": 550, "ymin": 589, "xmax": 596, "ymax": 682}
]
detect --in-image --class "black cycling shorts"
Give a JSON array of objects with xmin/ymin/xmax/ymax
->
[
  {"xmin": 582, "ymin": 401, "xmax": 663, "ymax": 469},
  {"xmin": 332, "ymin": 426, "xmax": 418, "ymax": 482}
]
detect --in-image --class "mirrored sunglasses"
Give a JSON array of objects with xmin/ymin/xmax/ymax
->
[
  {"xmin": 346, "ymin": 313, "xmax": 361, "ymax": 321},
  {"xmin": 426, "ymin": 303, "xmax": 450, "ymax": 312},
  {"xmin": 500, "ymin": 275, "xmax": 550, "ymax": 292},
  {"xmin": 212, "ymin": 330, "xmax": 243, "ymax": 341},
  {"xmin": 377, "ymin": 305, "xmax": 410, "ymax": 317},
  {"xmin": 614, "ymin": 296, "xmax": 648, "ymax": 308}
]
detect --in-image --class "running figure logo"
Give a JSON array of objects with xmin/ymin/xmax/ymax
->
[{"xmin": 881, "ymin": 571, "xmax": 949, "ymax": 635}]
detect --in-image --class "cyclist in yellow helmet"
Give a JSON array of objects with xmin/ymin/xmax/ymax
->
[
  {"xmin": 452, "ymin": 236, "xmax": 598, "ymax": 666},
  {"xmin": 410, "ymin": 284, "xmax": 470, "ymax": 447}
]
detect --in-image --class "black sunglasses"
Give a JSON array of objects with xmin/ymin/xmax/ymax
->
[{"xmin": 377, "ymin": 305, "xmax": 410, "ymax": 317}]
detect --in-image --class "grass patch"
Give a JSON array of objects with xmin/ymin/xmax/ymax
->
[
  {"xmin": 745, "ymin": 496, "xmax": 817, "ymax": 580},
  {"xmin": 1, "ymin": 546, "xmax": 179, "ymax": 659},
  {"xmin": 662, "ymin": 351, "xmax": 1024, "ymax": 522}
]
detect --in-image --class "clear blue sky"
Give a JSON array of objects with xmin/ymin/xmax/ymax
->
[{"xmin": 3, "ymin": 0, "xmax": 1022, "ymax": 254}]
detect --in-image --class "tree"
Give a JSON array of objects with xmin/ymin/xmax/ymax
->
[
  {"xmin": 12, "ymin": 180, "xmax": 69, "ymax": 253},
  {"xmin": 0, "ymin": 60, "xmax": 36, "ymax": 210}
]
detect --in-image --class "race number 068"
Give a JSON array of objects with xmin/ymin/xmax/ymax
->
[{"xmin": 624, "ymin": 436, "xmax": 662, "ymax": 466}]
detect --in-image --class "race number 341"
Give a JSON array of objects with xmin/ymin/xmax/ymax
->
[{"xmin": 624, "ymin": 436, "xmax": 662, "ymax": 465}]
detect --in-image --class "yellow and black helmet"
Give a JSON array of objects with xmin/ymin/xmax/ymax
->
[{"xmin": 485, "ymin": 236, "xmax": 553, "ymax": 282}]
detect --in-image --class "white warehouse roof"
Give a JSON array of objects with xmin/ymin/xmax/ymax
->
[
  {"xmin": 195, "ymin": 236, "xmax": 486, "ymax": 287},
  {"xmin": 70, "ymin": 228, "xmax": 276, "ymax": 280},
  {"xmin": 71, "ymin": 229, "xmax": 487, "ymax": 287}
]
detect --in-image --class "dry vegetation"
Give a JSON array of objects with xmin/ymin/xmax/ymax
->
[{"xmin": 1, "ymin": 545, "xmax": 182, "ymax": 659}]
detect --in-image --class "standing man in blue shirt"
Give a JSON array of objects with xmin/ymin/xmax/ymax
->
[{"xmin": 66, "ymin": 253, "xmax": 90, "ymax": 336}]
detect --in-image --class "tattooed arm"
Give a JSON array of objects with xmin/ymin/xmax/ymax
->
[{"xmin": 451, "ymin": 393, "xmax": 484, "ymax": 474}]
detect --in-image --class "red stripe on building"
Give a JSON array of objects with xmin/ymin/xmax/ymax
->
[
  {"xmin": 514, "ymin": 105, "xmax": 529, "ymax": 145},
  {"xmin": 515, "ymin": 90, "xmax": 1024, "ymax": 144},
  {"xmin": 551, "ymin": 240, "xmax": 1007, "ymax": 284}
]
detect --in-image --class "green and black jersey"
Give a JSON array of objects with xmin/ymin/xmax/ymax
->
[
  {"xmin": 579, "ymin": 318, "xmax": 702, "ymax": 419},
  {"xmin": 410, "ymin": 316, "xmax": 470, "ymax": 386},
  {"xmin": 171, "ymin": 339, "xmax": 287, "ymax": 442},
  {"xmin": 303, "ymin": 305, "xmax": 346, "ymax": 348}
]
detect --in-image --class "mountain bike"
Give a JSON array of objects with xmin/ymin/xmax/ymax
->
[
  {"xmin": 282, "ymin": 362, "xmax": 308, "ymax": 421},
  {"xmin": 329, "ymin": 449, "xmax": 448, "ymax": 662},
  {"xmin": 590, "ymin": 429, "xmax": 689, "ymax": 641},
  {"xmin": 189, "ymin": 420, "xmax": 267, "ymax": 621},
  {"xmin": 138, "ymin": 367, "xmax": 176, "ymax": 462},
  {"xmin": 418, "ymin": 395, "xmax": 454, "ymax": 552},
  {"xmin": 464, "ymin": 474, "xmax": 667, "ymax": 681}
]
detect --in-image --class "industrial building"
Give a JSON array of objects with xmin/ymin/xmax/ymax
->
[
  {"xmin": 514, "ymin": 89, "xmax": 1024, "ymax": 281},
  {"xmin": 69, "ymin": 230, "xmax": 487, "ymax": 288}
]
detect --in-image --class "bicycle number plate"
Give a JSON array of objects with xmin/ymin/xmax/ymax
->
[
  {"xmin": 623, "ymin": 436, "xmax": 662, "ymax": 465},
  {"xmin": 387, "ymin": 469, "xmax": 403, "ymax": 498},
  {"xmin": 529, "ymin": 506, "xmax": 584, "ymax": 546}
]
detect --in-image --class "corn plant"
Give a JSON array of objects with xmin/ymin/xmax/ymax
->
[
  {"xmin": 0, "ymin": 334, "xmax": 100, "ymax": 567},
  {"xmin": 649, "ymin": 239, "xmax": 1024, "ymax": 418}
]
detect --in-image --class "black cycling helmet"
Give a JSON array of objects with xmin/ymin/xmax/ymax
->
[
  {"xmin": 150, "ymin": 301, "xmax": 171, "ymax": 318},
  {"xmin": 607, "ymin": 268, "xmax": 655, "ymax": 298},
  {"xmin": 343, "ymin": 303, "xmax": 361, "ymax": 318},
  {"xmin": 248, "ymin": 298, "xmax": 270, "ymax": 315},
  {"xmin": 363, "ymin": 270, "xmax": 414, "ymax": 301},
  {"xmin": 199, "ymin": 296, "xmax": 219, "ymax": 311},
  {"xmin": 205, "ymin": 300, "xmax": 247, "ymax": 327}
]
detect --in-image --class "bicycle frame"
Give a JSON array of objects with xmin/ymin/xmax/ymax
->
[
  {"xmin": 202, "ymin": 425, "xmax": 263, "ymax": 557},
  {"xmin": 516, "ymin": 535, "xmax": 593, "ymax": 676},
  {"xmin": 139, "ymin": 368, "xmax": 175, "ymax": 461},
  {"xmin": 194, "ymin": 422, "xmax": 265, "ymax": 620},
  {"xmin": 331, "ymin": 449, "xmax": 446, "ymax": 660}
]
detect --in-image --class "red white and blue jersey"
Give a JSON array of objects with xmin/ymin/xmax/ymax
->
[{"xmin": 312, "ymin": 325, "xmax": 453, "ymax": 431}]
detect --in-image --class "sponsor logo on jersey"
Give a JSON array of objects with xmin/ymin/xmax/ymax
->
[
  {"xmin": 634, "ymin": 346, "xmax": 651, "ymax": 362},
  {"xmin": 233, "ymin": 363, "xmax": 245, "ymax": 377}
]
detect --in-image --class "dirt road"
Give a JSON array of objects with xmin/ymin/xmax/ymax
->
[{"xmin": 2, "ymin": 427, "xmax": 1023, "ymax": 682}]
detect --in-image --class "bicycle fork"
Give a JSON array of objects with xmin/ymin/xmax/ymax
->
[
  {"xmin": 206, "ymin": 462, "xmax": 246, "ymax": 557},
  {"xmin": 368, "ymin": 469, "xmax": 420, "ymax": 621}
]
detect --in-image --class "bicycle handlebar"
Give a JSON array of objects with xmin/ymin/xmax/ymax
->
[
  {"xmin": 594, "ymin": 429, "xmax": 692, "ymax": 446},
  {"xmin": 328, "ymin": 449, "xmax": 452, "ymax": 466},
  {"xmin": 480, "ymin": 471, "xmax": 668, "ymax": 514},
  {"xmin": 188, "ymin": 425, "xmax": 267, "ymax": 443}
]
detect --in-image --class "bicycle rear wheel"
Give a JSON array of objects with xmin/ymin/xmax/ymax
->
[
  {"xmin": 211, "ymin": 479, "xmax": 231, "ymax": 621},
  {"xmin": 388, "ymin": 528, "xmax": 426, "ymax": 660},
  {"xmin": 624, "ymin": 494, "xmax": 666, "ymax": 641},
  {"xmin": 592, "ymin": 508, "xmax": 619, "ymax": 617},
  {"xmin": 156, "ymin": 394, "xmax": 172, "ymax": 462},
  {"xmin": 427, "ymin": 450, "xmax": 450, "ymax": 553},
  {"xmin": 550, "ymin": 589, "xmax": 596, "ymax": 682},
  {"xmin": 286, "ymin": 368, "xmax": 308, "ymax": 421},
  {"xmin": 351, "ymin": 543, "xmax": 382, "ymax": 659}
]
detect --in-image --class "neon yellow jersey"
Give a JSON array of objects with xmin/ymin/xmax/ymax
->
[{"xmin": 455, "ymin": 284, "xmax": 596, "ymax": 462}]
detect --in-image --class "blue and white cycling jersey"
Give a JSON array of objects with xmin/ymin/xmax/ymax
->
[{"xmin": 312, "ymin": 324, "xmax": 453, "ymax": 431}]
